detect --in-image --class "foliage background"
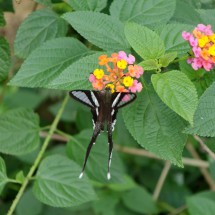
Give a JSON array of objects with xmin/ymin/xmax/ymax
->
[{"xmin": 1, "ymin": 0, "xmax": 215, "ymax": 215}]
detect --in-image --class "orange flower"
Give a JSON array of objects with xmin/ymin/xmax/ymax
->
[
  {"xmin": 89, "ymin": 52, "xmax": 144, "ymax": 93},
  {"xmin": 98, "ymin": 55, "xmax": 109, "ymax": 65}
]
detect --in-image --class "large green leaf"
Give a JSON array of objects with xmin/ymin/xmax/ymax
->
[
  {"xmin": 0, "ymin": 37, "xmax": 10, "ymax": 82},
  {"xmin": 33, "ymin": 155, "xmax": 96, "ymax": 207},
  {"xmin": 14, "ymin": 9, "xmax": 67, "ymax": 59},
  {"xmin": 47, "ymin": 52, "xmax": 103, "ymax": 90},
  {"xmin": 66, "ymin": 0, "xmax": 108, "ymax": 11},
  {"xmin": 0, "ymin": 157, "xmax": 8, "ymax": 194},
  {"xmin": 0, "ymin": 10, "xmax": 5, "ymax": 26},
  {"xmin": 63, "ymin": 11, "xmax": 130, "ymax": 51},
  {"xmin": 16, "ymin": 189, "xmax": 43, "ymax": 215},
  {"xmin": 122, "ymin": 186, "xmax": 158, "ymax": 214},
  {"xmin": 66, "ymin": 129, "xmax": 125, "ymax": 183},
  {"xmin": 185, "ymin": 82, "xmax": 215, "ymax": 137},
  {"xmin": 110, "ymin": 0, "xmax": 176, "ymax": 26},
  {"xmin": 9, "ymin": 38, "xmax": 91, "ymax": 88},
  {"xmin": 187, "ymin": 191, "xmax": 215, "ymax": 215},
  {"xmin": 151, "ymin": 70, "xmax": 198, "ymax": 124},
  {"xmin": 171, "ymin": 0, "xmax": 202, "ymax": 25},
  {"xmin": 123, "ymin": 85, "xmax": 187, "ymax": 166},
  {"xmin": 125, "ymin": 22, "xmax": 165, "ymax": 60},
  {"xmin": 156, "ymin": 24, "xmax": 193, "ymax": 56},
  {"xmin": 198, "ymin": 9, "xmax": 215, "ymax": 30},
  {"xmin": 0, "ymin": 108, "xmax": 40, "ymax": 155}
]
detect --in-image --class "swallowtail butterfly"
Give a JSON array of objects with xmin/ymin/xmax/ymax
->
[{"xmin": 69, "ymin": 88, "xmax": 136, "ymax": 180}]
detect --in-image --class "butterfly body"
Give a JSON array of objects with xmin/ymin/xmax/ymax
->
[{"xmin": 69, "ymin": 89, "xmax": 136, "ymax": 179}]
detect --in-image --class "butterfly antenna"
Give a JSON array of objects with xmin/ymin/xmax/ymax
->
[{"xmin": 79, "ymin": 126, "xmax": 101, "ymax": 179}]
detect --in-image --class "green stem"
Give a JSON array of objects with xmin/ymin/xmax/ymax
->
[
  {"xmin": 55, "ymin": 128, "xmax": 74, "ymax": 140},
  {"xmin": 7, "ymin": 95, "xmax": 69, "ymax": 215},
  {"xmin": 40, "ymin": 125, "xmax": 51, "ymax": 131},
  {"xmin": 7, "ymin": 179, "xmax": 22, "ymax": 184}
]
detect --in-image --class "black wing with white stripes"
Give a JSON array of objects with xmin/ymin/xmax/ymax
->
[{"xmin": 69, "ymin": 90, "xmax": 136, "ymax": 180}]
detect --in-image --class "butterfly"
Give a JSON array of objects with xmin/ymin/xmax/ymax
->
[{"xmin": 69, "ymin": 88, "xmax": 136, "ymax": 180}]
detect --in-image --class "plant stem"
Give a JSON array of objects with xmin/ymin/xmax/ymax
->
[
  {"xmin": 7, "ymin": 95, "xmax": 69, "ymax": 215},
  {"xmin": 40, "ymin": 125, "xmax": 51, "ymax": 131}
]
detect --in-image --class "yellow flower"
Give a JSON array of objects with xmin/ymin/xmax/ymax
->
[
  {"xmin": 93, "ymin": 69, "xmax": 104, "ymax": 79},
  {"xmin": 198, "ymin": 36, "xmax": 209, "ymax": 48},
  {"xmin": 208, "ymin": 45, "xmax": 215, "ymax": 56},
  {"xmin": 209, "ymin": 34, "xmax": 215, "ymax": 43},
  {"xmin": 117, "ymin": 59, "xmax": 127, "ymax": 69},
  {"xmin": 123, "ymin": 76, "xmax": 133, "ymax": 87},
  {"xmin": 105, "ymin": 84, "xmax": 115, "ymax": 93}
]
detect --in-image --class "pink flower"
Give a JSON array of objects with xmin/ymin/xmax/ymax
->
[
  {"xmin": 182, "ymin": 31, "xmax": 191, "ymax": 40},
  {"xmin": 202, "ymin": 61, "xmax": 213, "ymax": 71},
  {"xmin": 127, "ymin": 54, "xmax": 135, "ymax": 64},
  {"xmin": 197, "ymin": 24, "xmax": 213, "ymax": 35},
  {"xmin": 118, "ymin": 51, "xmax": 135, "ymax": 64},
  {"xmin": 189, "ymin": 35, "xmax": 198, "ymax": 47},
  {"xmin": 191, "ymin": 58, "xmax": 203, "ymax": 70},
  {"xmin": 89, "ymin": 74, "xmax": 96, "ymax": 82},
  {"xmin": 118, "ymin": 51, "xmax": 127, "ymax": 59},
  {"xmin": 187, "ymin": 58, "xmax": 193, "ymax": 64},
  {"xmin": 129, "ymin": 80, "xmax": 143, "ymax": 93},
  {"xmin": 192, "ymin": 46, "xmax": 201, "ymax": 57}
]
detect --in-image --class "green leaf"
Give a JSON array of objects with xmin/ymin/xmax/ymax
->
[
  {"xmin": 156, "ymin": 24, "xmax": 193, "ymax": 56},
  {"xmin": 9, "ymin": 38, "xmax": 91, "ymax": 88},
  {"xmin": 0, "ymin": 157, "xmax": 8, "ymax": 194},
  {"xmin": 15, "ymin": 171, "xmax": 25, "ymax": 184},
  {"xmin": 33, "ymin": 155, "xmax": 96, "ymax": 207},
  {"xmin": 47, "ymin": 52, "xmax": 102, "ymax": 90},
  {"xmin": 0, "ymin": 10, "xmax": 5, "ymax": 26},
  {"xmin": 123, "ymin": 85, "xmax": 187, "ymax": 166},
  {"xmin": 14, "ymin": 9, "xmax": 67, "ymax": 59},
  {"xmin": 108, "ymin": 175, "xmax": 136, "ymax": 192},
  {"xmin": 93, "ymin": 191, "xmax": 119, "ymax": 215},
  {"xmin": 185, "ymin": 82, "xmax": 215, "ymax": 137},
  {"xmin": 110, "ymin": 0, "xmax": 176, "ymax": 26},
  {"xmin": 198, "ymin": 9, "xmax": 215, "ymax": 30},
  {"xmin": 151, "ymin": 70, "xmax": 198, "ymax": 124},
  {"xmin": 187, "ymin": 191, "xmax": 215, "ymax": 215},
  {"xmin": 66, "ymin": 0, "xmax": 108, "ymax": 11},
  {"xmin": 125, "ymin": 22, "xmax": 165, "ymax": 60},
  {"xmin": 66, "ymin": 129, "xmax": 125, "ymax": 183},
  {"xmin": 0, "ymin": 108, "xmax": 40, "ymax": 155},
  {"xmin": 171, "ymin": 0, "xmax": 203, "ymax": 25},
  {"xmin": 63, "ymin": 11, "xmax": 130, "ymax": 51},
  {"xmin": 0, "ymin": 37, "xmax": 10, "ymax": 82},
  {"xmin": 138, "ymin": 59, "xmax": 159, "ymax": 71},
  {"xmin": 35, "ymin": 0, "xmax": 52, "ymax": 6},
  {"xmin": 16, "ymin": 189, "xmax": 43, "ymax": 215},
  {"xmin": 159, "ymin": 52, "xmax": 177, "ymax": 67},
  {"xmin": 4, "ymin": 89, "xmax": 44, "ymax": 109},
  {"xmin": 122, "ymin": 186, "xmax": 158, "ymax": 214}
]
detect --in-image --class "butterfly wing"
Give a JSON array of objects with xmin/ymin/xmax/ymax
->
[
  {"xmin": 69, "ymin": 90, "xmax": 102, "ymax": 177},
  {"xmin": 106, "ymin": 92, "xmax": 137, "ymax": 179}
]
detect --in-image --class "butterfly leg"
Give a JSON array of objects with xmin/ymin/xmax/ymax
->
[
  {"xmin": 79, "ymin": 124, "xmax": 101, "ymax": 179},
  {"xmin": 107, "ymin": 123, "xmax": 113, "ymax": 180}
]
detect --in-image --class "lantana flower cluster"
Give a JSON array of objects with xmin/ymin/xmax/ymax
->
[
  {"xmin": 89, "ymin": 51, "xmax": 144, "ymax": 93},
  {"xmin": 182, "ymin": 24, "xmax": 215, "ymax": 71}
]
